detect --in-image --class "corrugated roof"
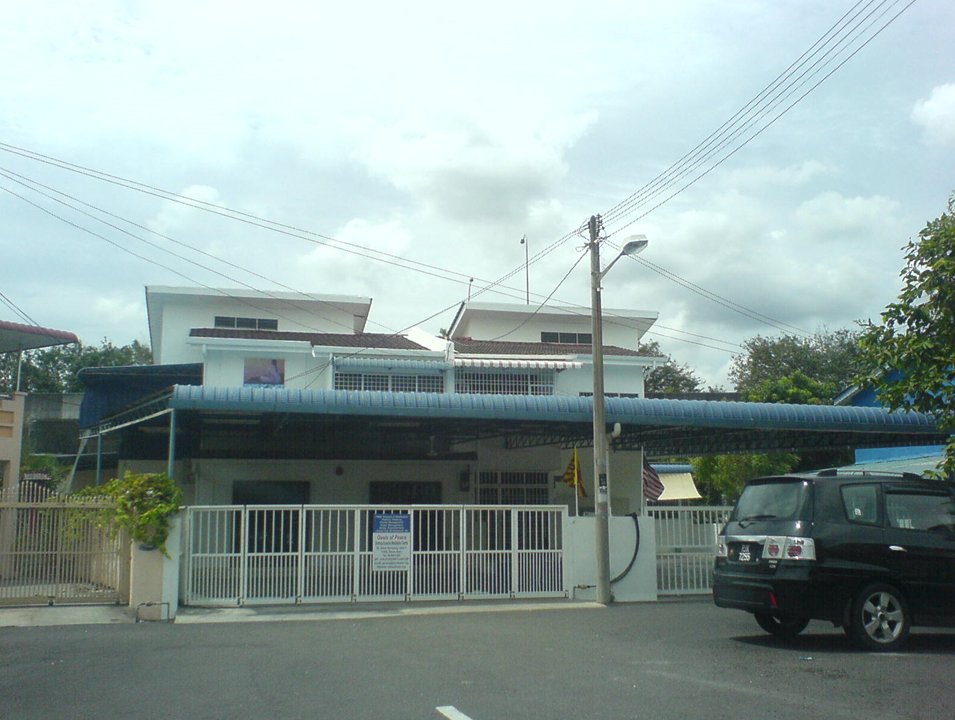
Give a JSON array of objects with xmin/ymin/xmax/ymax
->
[
  {"xmin": 167, "ymin": 385, "xmax": 942, "ymax": 434},
  {"xmin": 189, "ymin": 328, "xmax": 427, "ymax": 350},
  {"xmin": 0, "ymin": 319, "xmax": 79, "ymax": 353}
]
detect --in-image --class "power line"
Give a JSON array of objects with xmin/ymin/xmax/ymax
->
[
  {"xmin": 600, "ymin": 0, "xmax": 917, "ymax": 235},
  {"xmin": 607, "ymin": 0, "xmax": 915, "ymax": 235}
]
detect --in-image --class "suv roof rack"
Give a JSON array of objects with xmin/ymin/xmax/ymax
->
[{"xmin": 814, "ymin": 468, "xmax": 925, "ymax": 481}]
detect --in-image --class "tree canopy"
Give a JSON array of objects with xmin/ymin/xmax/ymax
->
[
  {"xmin": 0, "ymin": 339, "xmax": 152, "ymax": 393},
  {"xmin": 639, "ymin": 340, "xmax": 704, "ymax": 395},
  {"xmin": 859, "ymin": 194, "xmax": 955, "ymax": 477},
  {"xmin": 729, "ymin": 329, "xmax": 862, "ymax": 398}
]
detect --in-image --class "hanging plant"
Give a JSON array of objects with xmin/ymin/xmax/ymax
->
[{"xmin": 95, "ymin": 471, "xmax": 183, "ymax": 556}]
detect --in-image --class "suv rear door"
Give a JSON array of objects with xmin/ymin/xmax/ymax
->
[{"xmin": 881, "ymin": 484, "xmax": 955, "ymax": 623}]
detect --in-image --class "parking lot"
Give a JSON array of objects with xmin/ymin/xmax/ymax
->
[{"xmin": 2, "ymin": 598, "xmax": 954, "ymax": 720}]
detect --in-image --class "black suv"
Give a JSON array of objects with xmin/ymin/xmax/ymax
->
[{"xmin": 713, "ymin": 470, "xmax": 955, "ymax": 650}]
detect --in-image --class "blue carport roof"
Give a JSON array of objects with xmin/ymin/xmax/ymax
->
[{"xmin": 159, "ymin": 385, "xmax": 947, "ymax": 455}]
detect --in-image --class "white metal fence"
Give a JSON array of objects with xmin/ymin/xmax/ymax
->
[
  {"xmin": 0, "ymin": 490, "xmax": 125, "ymax": 606},
  {"xmin": 649, "ymin": 506, "xmax": 732, "ymax": 595},
  {"xmin": 182, "ymin": 505, "xmax": 568, "ymax": 606}
]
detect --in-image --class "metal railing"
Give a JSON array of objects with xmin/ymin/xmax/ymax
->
[
  {"xmin": 182, "ymin": 504, "xmax": 568, "ymax": 606},
  {"xmin": 649, "ymin": 506, "xmax": 732, "ymax": 595},
  {"xmin": 0, "ymin": 495, "xmax": 124, "ymax": 605}
]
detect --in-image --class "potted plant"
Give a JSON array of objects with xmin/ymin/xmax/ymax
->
[{"xmin": 97, "ymin": 471, "xmax": 183, "ymax": 556}]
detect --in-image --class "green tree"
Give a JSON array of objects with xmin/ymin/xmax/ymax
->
[
  {"xmin": 858, "ymin": 194, "xmax": 955, "ymax": 478},
  {"xmin": 730, "ymin": 329, "xmax": 862, "ymax": 398},
  {"xmin": 746, "ymin": 370, "xmax": 837, "ymax": 405},
  {"xmin": 639, "ymin": 340, "xmax": 704, "ymax": 394},
  {"xmin": 691, "ymin": 452, "xmax": 799, "ymax": 504},
  {"xmin": 0, "ymin": 339, "xmax": 151, "ymax": 393}
]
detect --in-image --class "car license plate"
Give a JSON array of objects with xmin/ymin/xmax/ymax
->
[{"xmin": 738, "ymin": 543, "xmax": 753, "ymax": 562}]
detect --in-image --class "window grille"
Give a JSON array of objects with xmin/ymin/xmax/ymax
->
[
  {"xmin": 363, "ymin": 374, "xmax": 390, "ymax": 392},
  {"xmin": 456, "ymin": 370, "xmax": 554, "ymax": 396},
  {"xmin": 333, "ymin": 372, "xmax": 445, "ymax": 393},
  {"xmin": 478, "ymin": 471, "xmax": 549, "ymax": 504}
]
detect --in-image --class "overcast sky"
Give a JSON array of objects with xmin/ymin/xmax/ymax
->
[{"xmin": 1, "ymin": 0, "xmax": 952, "ymax": 388}]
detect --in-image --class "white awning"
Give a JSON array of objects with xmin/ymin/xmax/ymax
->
[
  {"xmin": 453, "ymin": 358, "xmax": 582, "ymax": 370},
  {"xmin": 658, "ymin": 473, "xmax": 702, "ymax": 501}
]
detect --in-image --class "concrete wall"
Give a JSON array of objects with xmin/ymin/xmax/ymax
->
[
  {"xmin": 0, "ymin": 393, "xmax": 25, "ymax": 496},
  {"xmin": 567, "ymin": 515, "xmax": 657, "ymax": 602},
  {"xmin": 118, "ymin": 441, "xmax": 647, "ymax": 519}
]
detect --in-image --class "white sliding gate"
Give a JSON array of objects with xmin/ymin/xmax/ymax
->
[
  {"xmin": 649, "ymin": 506, "xmax": 732, "ymax": 595},
  {"xmin": 182, "ymin": 505, "xmax": 567, "ymax": 606}
]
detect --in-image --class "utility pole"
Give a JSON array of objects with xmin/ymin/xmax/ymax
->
[
  {"xmin": 520, "ymin": 235, "xmax": 529, "ymax": 304},
  {"xmin": 588, "ymin": 215, "xmax": 612, "ymax": 604}
]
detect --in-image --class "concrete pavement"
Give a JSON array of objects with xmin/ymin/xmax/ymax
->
[{"xmin": 0, "ymin": 597, "xmax": 605, "ymax": 627}]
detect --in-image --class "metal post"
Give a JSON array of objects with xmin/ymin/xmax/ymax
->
[
  {"xmin": 589, "ymin": 215, "xmax": 612, "ymax": 605},
  {"xmin": 95, "ymin": 434, "xmax": 103, "ymax": 486},
  {"xmin": 167, "ymin": 409, "xmax": 177, "ymax": 480}
]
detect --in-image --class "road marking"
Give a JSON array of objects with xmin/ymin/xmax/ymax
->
[{"xmin": 436, "ymin": 706, "xmax": 474, "ymax": 720}]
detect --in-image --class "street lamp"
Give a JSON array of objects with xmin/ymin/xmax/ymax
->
[{"xmin": 588, "ymin": 215, "xmax": 648, "ymax": 605}]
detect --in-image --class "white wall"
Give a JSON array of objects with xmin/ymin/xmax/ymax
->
[
  {"xmin": 452, "ymin": 302, "xmax": 657, "ymax": 349},
  {"xmin": 148, "ymin": 288, "xmax": 370, "ymax": 365}
]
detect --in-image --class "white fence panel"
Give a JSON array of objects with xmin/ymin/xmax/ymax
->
[
  {"xmin": 649, "ymin": 506, "xmax": 732, "ymax": 595},
  {"xmin": 183, "ymin": 504, "xmax": 567, "ymax": 607}
]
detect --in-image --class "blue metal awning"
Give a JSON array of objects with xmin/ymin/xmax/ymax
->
[{"xmin": 167, "ymin": 385, "xmax": 941, "ymax": 434}]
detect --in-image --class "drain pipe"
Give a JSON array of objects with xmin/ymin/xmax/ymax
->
[{"xmin": 575, "ymin": 512, "xmax": 642, "ymax": 592}]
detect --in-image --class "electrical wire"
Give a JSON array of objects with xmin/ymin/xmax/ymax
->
[{"xmin": 601, "ymin": 0, "xmax": 917, "ymax": 236}]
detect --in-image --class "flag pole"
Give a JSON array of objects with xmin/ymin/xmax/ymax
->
[
  {"xmin": 575, "ymin": 448, "xmax": 580, "ymax": 517},
  {"xmin": 641, "ymin": 446, "xmax": 647, "ymax": 516}
]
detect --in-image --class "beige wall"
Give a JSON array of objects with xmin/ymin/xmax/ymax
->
[{"xmin": 0, "ymin": 393, "xmax": 25, "ymax": 496}]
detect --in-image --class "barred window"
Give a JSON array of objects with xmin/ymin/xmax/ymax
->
[
  {"xmin": 363, "ymin": 374, "xmax": 390, "ymax": 392},
  {"xmin": 334, "ymin": 373, "xmax": 363, "ymax": 391},
  {"xmin": 333, "ymin": 372, "xmax": 445, "ymax": 393},
  {"xmin": 456, "ymin": 370, "xmax": 554, "ymax": 396},
  {"xmin": 391, "ymin": 376, "xmax": 417, "ymax": 392},
  {"xmin": 418, "ymin": 375, "xmax": 444, "ymax": 393},
  {"xmin": 478, "ymin": 471, "xmax": 549, "ymax": 505}
]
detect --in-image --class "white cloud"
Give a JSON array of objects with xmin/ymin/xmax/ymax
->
[{"xmin": 912, "ymin": 83, "xmax": 955, "ymax": 147}]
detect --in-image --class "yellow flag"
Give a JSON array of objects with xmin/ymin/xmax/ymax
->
[{"xmin": 561, "ymin": 448, "xmax": 587, "ymax": 498}]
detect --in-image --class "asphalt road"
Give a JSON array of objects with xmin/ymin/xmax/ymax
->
[{"xmin": 2, "ymin": 599, "xmax": 954, "ymax": 720}]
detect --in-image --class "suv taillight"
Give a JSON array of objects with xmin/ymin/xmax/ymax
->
[
  {"xmin": 716, "ymin": 537, "xmax": 728, "ymax": 558},
  {"xmin": 762, "ymin": 536, "xmax": 816, "ymax": 561}
]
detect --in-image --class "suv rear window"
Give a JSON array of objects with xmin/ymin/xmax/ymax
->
[{"xmin": 732, "ymin": 479, "xmax": 811, "ymax": 522}]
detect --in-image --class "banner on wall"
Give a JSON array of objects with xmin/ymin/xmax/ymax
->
[{"xmin": 243, "ymin": 358, "xmax": 285, "ymax": 386}]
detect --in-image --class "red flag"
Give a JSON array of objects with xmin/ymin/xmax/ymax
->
[{"xmin": 643, "ymin": 460, "xmax": 664, "ymax": 502}]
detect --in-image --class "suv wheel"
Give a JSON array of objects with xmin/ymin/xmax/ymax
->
[
  {"xmin": 754, "ymin": 612, "xmax": 810, "ymax": 640},
  {"xmin": 849, "ymin": 583, "xmax": 910, "ymax": 651}
]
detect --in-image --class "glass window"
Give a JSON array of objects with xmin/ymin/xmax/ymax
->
[
  {"xmin": 577, "ymin": 333, "xmax": 592, "ymax": 344},
  {"xmin": 885, "ymin": 491, "xmax": 955, "ymax": 535},
  {"xmin": 733, "ymin": 480, "xmax": 811, "ymax": 522},
  {"xmin": 841, "ymin": 484, "xmax": 880, "ymax": 524},
  {"xmin": 541, "ymin": 332, "xmax": 559, "ymax": 343},
  {"xmin": 235, "ymin": 317, "xmax": 257, "ymax": 329},
  {"xmin": 214, "ymin": 316, "xmax": 236, "ymax": 328},
  {"xmin": 559, "ymin": 332, "xmax": 577, "ymax": 344},
  {"xmin": 257, "ymin": 319, "xmax": 278, "ymax": 330}
]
